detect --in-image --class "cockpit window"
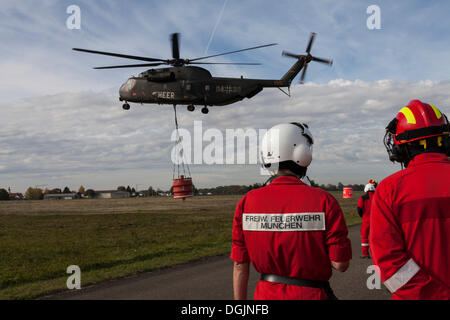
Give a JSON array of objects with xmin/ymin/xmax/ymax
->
[{"xmin": 125, "ymin": 79, "xmax": 136, "ymax": 91}]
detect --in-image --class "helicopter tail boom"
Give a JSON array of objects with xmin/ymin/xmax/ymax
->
[{"xmin": 279, "ymin": 57, "xmax": 306, "ymax": 86}]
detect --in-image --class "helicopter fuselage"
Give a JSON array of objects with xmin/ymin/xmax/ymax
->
[
  {"xmin": 74, "ymin": 32, "xmax": 331, "ymax": 112},
  {"xmin": 119, "ymin": 66, "xmax": 288, "ymax": 107}
]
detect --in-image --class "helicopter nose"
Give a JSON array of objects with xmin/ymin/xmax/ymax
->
[
  {"xmin": 119, "ymin": 82, "xmax": 129, "ymax": 100},
  {"xmin": 120, "ymin": 78, "xmax": 137, "ymax": 100}
]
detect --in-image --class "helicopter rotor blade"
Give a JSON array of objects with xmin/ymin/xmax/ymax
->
[
  {"xmin": 73, "ymin": 48, "xmax": 166, "ymax": 63},
  {"xmin": 171, "ymin": 33, "xmax": 180, "ymax": 60},
  {"xmin": 75, "ymin": 33, "xmax": 277, "ymax": 69},
  {"xmin": 305, "ymin": 32, "xmax": 316, "ymax": 53},
  {"xmin": 189, "ymin": 43, "xmax": 277, "ymax": 62},
  {"xmin": 282, "ymin": 51, "xmax": 303, "ymax": 59},
  {"xmin": 311, "ymin": 56, "xmax": 333, "ymax": 65},
  {"xmin": 299, "ymin": 64, "xmax": 308, "ymax": 84},
  {"xmin": 189, "ymin": 62, "xmax": 261, "ymax": 65},
  {"xmin": 93, "ymin": 63, "xmax": 166, "ymax": 69}
]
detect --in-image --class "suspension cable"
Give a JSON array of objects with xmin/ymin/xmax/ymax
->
[{"xmin": 172, "ymin": 105, "xmax": 191, "ymax": 179}]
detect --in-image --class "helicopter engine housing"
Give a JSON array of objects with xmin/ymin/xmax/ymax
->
[{"xmin": 146, "ymin": 71, "xmax": 175, "ymax": 82}]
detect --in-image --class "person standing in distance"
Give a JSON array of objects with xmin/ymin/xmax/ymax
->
[
  {"xmin": 231, "ymin": 122, "xmax": 352, "ymax": 300},
  {"xmin": 357, "ymin": 180, "xmax": 377, "ymax": 258},
  {"xmin": 370, "ymin": 100, "xmax": 450, "ymax": 299}
]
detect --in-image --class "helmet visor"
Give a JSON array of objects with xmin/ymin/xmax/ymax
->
[{"xmin": 384, "ymin": 130, "xmax": 396, "ymax": 162}]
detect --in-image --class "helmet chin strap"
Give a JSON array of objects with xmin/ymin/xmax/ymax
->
[{"xmin": 403, "ymin": 145, "xmax": 413, "ymax": 168}]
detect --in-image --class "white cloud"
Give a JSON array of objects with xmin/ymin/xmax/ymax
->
[{"xmin": 0, "ymin": 79, "xmax": 449, "ymax": 192}]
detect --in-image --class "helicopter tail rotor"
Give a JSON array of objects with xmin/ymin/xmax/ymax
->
[{"xmin": 282, "ymin": 32, "xmax": 332, "ymax": 84}]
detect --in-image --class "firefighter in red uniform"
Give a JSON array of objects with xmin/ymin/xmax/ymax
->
[
  {"xmin": 231, "ymin": 123, "xmax": 352, "ymax": 300},
  {"xmin": 357, "ymin": 180, "xmax": 376, "ymax": 258},
  {"xmin": 370, "ymin": 100, "xmax": 450, "ymax": 299}
]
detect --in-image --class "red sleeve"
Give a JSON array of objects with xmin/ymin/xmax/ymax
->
[
  {"xmin": 325, "ymin": 193, "xmax": 352, "ymax": 262},
  {"xmin": 369, "ymin": 184, "xmax": 409, "ymax": 280},
  {"xmin": 230, "ymin": 196, "xmax": 250, "ymax": 263},
  {"xmin": 357, "ymin": 197, "xmax": 363, "ymax": 209},
  {"xmin": 357, "ymin": 197, "xmax": 364, "ymax": 217}
]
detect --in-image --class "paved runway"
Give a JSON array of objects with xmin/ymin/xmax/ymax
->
[{"xmin": 42, "ymin": 225, "xmax": 391, "ymax": 300}]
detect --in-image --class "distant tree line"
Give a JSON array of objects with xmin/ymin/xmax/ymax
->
[
  {"xmin": 193, "ymin": 181, "xmax": 365, "ymax": 195},
  {"xmin": 309, "ymin": 180, "xmax": 366, "ymax": 191},
  {"xmin": 11, "ymin": 185, "xmax": 162, "ymax": 200},
  {"xmin": 195, "ymin": 183, "xmax": 263, "ymax": 195},
  {"xmin": 25, "ymin": 187, "xmax": 44, "ymax": 200},
  {"xmin": 1, "ymin": 180, "xmax": 367, "ymax": 201},
  {"xmin": 0, "ymin": 189, "xmax": 10, "ymax": 200}
]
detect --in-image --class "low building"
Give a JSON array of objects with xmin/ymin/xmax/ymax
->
[
  {"xmin": 44, "ymin": 193, "xmax": 79, "ymax": 200},
  {"xmin": 9, "ymin": 193, "xmax": 24, "ymax": 200},
  {"xmin": 96, "ymin": 190, "xmax": 130, "ymax": 199}
]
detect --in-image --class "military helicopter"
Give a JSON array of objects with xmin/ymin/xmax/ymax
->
[{"xmin": 73, "ymin": 32, "xmax": 332, "ymax": 114}]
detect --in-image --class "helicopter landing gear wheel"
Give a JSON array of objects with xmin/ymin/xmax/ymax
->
[
  {"xmin": 201, "ymin": 107, "xmax": 209, "ymax": 114},
  {"xmin": 187, "ymin": 105, "xmax": 195, "ymax": 112},
  {"xmin": 122, "ymin": 103, "xmax": 130, "ymax": 110}
]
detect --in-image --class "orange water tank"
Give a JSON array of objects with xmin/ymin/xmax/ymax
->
[
  {"xmin": 343, "ymin": 187, "xmax": 353, "ymax": 199},
  {"xmin": 173, "ymin": 175, "xmax": 194, "ymax": 201}
]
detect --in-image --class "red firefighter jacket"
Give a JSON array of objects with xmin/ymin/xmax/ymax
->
[
  {"xmin": 370, "ymin": 153, "xmax": 450, "ymax": 299},
  {"xmin": 357, "ymin": 192, "xmax": 374, "ymax": 221},
  {"xmin": 231, "ymin": 176, "xmax": 352, "ymax": 300}
]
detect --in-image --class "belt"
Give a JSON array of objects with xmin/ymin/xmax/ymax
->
[{"xmin": 260, "ymin": 274, "xmax": 338, "ymax": 300}]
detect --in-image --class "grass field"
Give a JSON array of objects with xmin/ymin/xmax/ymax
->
[{"xmin": 0, "ymin": 191, "xmax": 362, "ymax": 299}]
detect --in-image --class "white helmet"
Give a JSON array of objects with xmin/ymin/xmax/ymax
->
[
  {"xmin": 260, "ymin": 122, "xmax": 314, "ymax": 173},
  {"xmin": 364, "ymin": 183, "xmax": 375, "ymax": 193}
]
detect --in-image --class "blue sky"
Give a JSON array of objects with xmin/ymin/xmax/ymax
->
[
  {"xmin": 2, "ymin": 0, "xmax": 450, "ymax": 100},
  {"xmin": 1, "ymin": 1, "xmax": 450, "ymax": 192}
]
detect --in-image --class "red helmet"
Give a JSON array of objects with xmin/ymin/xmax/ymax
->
[
  {"xmin": 368, "ymin": 179, "xmax": 378, "ymax": 187},
  {"xmin": 392, "ymin": 100, "xmax": 448, "ymax": 145},
  {"xmin": 384, "ymin": 100, "xmax": 449, "ymax": 165}
]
